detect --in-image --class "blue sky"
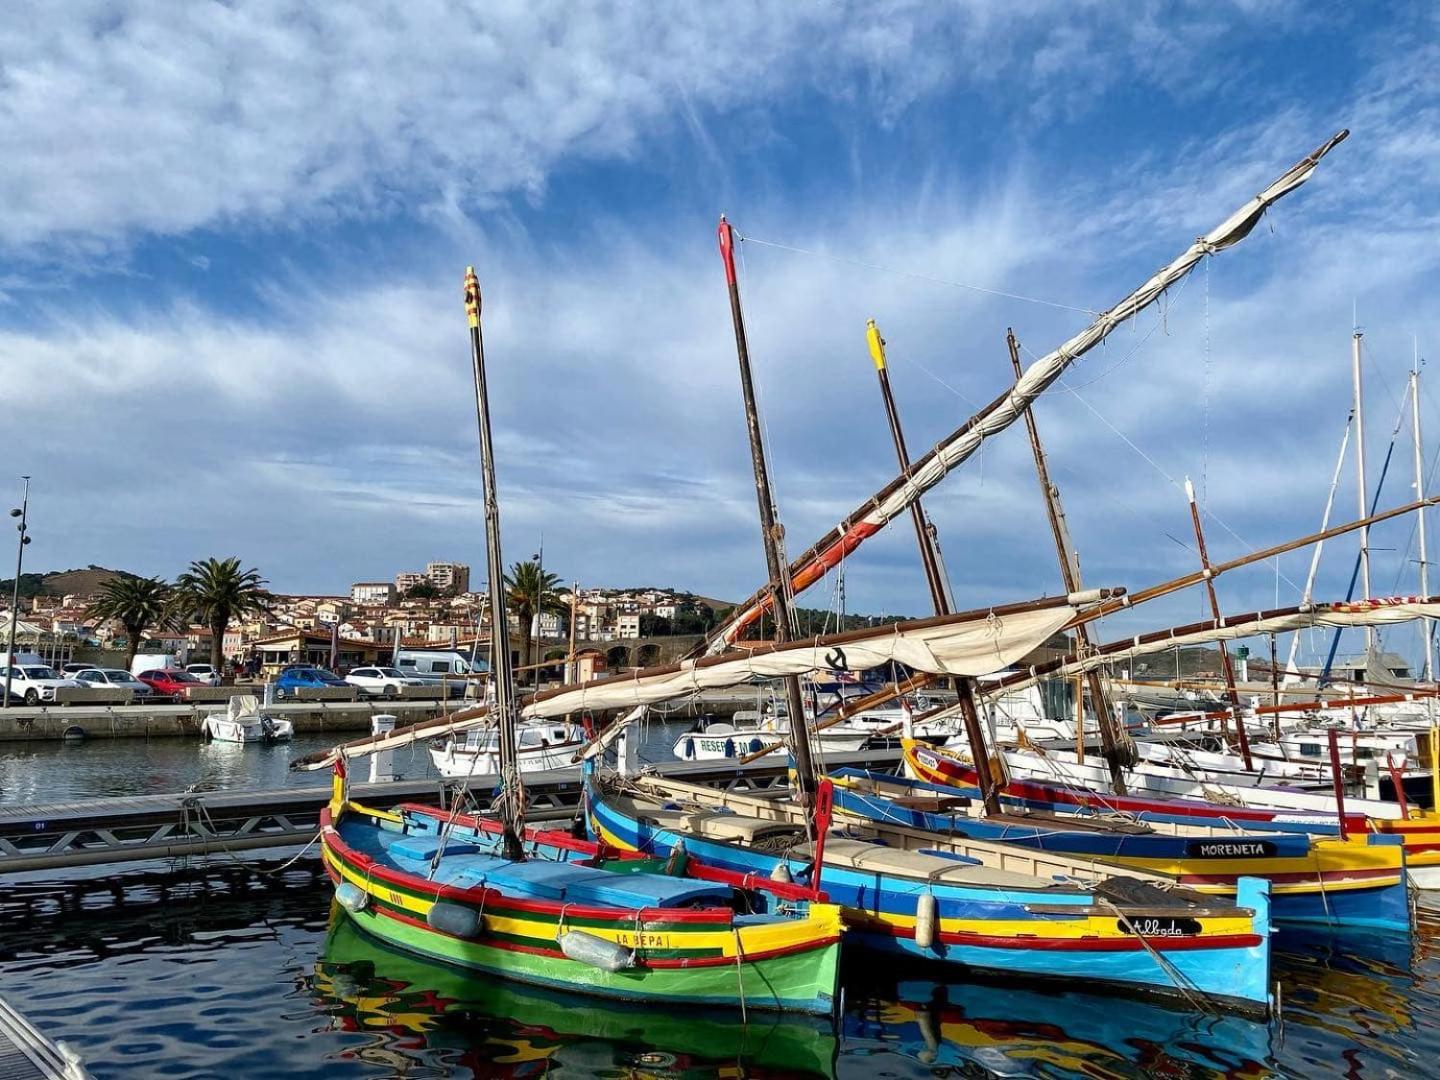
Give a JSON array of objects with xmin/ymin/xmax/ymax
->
[{"xmin": 3, "ymin": 2, "xmax": 1439, "ymax": 665}]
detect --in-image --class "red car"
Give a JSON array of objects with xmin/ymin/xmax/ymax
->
[{"xmin": 136, "ymin": 668, "xmax": 205, "ymax": 700}]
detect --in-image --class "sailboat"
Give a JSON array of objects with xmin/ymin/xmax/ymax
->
[
  {"xmin": 802, "ymin": 314, "xmax": 1413, "ymax": 932},
  {"xmin": 588, "ymin": 210, "xmax": 1288, "ymax": 1017},
  {"xmin": 317, "ymin": 267, "xmax": 845, "ymax": 1016}
]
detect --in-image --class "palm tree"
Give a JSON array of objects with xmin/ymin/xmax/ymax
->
[
  {"xmin": 503, "ymin": 559, "xmax": 562, "ymax": 683},
  {"xmin": 171, "ymin": 558, "xmax": 273, "ymax": 670},
  {"xmin": 87, "ymin": 575, "xmax": 174, "ymax": 670}
]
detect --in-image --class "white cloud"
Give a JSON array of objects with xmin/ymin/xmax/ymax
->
[{"xmin": 0, "ymin": 1, "xmax": 1304, "ymax": 256}]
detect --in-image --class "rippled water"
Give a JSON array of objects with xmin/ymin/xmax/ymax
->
[{"xmin": 4, "ymin": 735, "xmax": 1440, "ymax": 1077}]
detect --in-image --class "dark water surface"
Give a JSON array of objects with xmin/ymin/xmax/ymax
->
[{"xmin": 3, "ymin": 735, "xmax": 1440, "ymax": 1077}]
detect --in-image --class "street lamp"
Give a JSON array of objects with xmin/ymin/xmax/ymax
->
[
  {"xmin": 531, "ymin": 539, "xmax": 543, "ymax": 687},
  {"xmin": 4, "ymin": 477, "xmax": 32, "ymax": 709}
]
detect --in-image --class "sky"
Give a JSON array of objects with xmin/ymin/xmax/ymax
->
[{"xmin": 3, "ymin": 1, "xmax": 1439, "ymax": 666}]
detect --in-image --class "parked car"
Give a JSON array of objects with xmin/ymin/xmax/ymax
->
[
  {"xmin": 273, "ymin": 666, "xmax": 351, "ymax": 699},
  {"xmin": 136, "ymin": 668, "xmax": 206, "ymax": 700},
  {"xmin": 1, "ymin": 665, "xmax": 82, "ymax": 704},
  {"xmin": 185, "ymin": 663, "xmax": 221, "ymax": 686},
  {"xmin": 344, "ymin": 666, "xmax": 424, "ymax": 697},
  {"xmin": 73, "ymin": 668, "xmax": 170, "ymax": 702},
  {"xmin": 58, "ymin": 662, "xmax": 94, "ymax": 678}
]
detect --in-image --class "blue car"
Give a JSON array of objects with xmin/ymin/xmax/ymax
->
[{"xmin": 273, "ymin": 666, "xmax": 350, "ymax": 699}]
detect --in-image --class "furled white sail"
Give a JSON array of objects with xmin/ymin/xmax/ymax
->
[
  {"xmin": 296, "ymin": 593, "xmax": 1096, "ymax": 770},
  {"xmin": 705, "ymin": 131, "xmax": 1349, "ymax": 654},
  {"xmin": 997, "ymin": 596, "xmax": 1440, "ymax": 695}
]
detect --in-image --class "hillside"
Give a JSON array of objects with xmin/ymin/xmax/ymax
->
[{"xmin": 0, "ymin": 565, "xmax": 135, "ymax": 601}]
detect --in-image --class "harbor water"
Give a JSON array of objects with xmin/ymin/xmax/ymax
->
[{"xmin": 3, "ymin": 728, "xmax": 1440, "ymax": 1077}]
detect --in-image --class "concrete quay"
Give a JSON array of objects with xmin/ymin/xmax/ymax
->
[{"xmin": 0, "ymin": 687, "xmax": 756, "ymax": 741}]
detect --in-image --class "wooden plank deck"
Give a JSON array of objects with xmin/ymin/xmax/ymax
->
[{"xmin": 0, "ymin": 996, "xmax": 88, "ymax": 1079}]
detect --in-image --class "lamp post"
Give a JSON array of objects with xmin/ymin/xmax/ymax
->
[
  {"xmin": 531, "ymin": 538, "xmax": 543, "ymax": 687},
  {"xmin": 4, "ymin": 477, "xmax": 32, "ymax": 709}
]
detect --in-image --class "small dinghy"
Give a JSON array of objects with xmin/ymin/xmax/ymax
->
[{"xmin": 201, "ymin": 695, "xmax": 294, "ymax": 744}]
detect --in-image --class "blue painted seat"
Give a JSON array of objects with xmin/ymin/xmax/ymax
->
[
  {"xmin": 389, "ymin": 834, "xmax": 484, "ymax": 861},
  {"xmin": 563, "ymin": 873, "xmax": 731, "ymax": 909},
  {"xmin": 481, "ymin": 859, "xmax": 613, "ymax": 900}
]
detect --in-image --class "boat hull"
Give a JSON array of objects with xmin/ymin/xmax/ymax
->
[
  {"xmin": 833, "ymin": 767, "xmax": 1411, "ymax": 932},
  {"xmin": 586, "ymin": 783, "xmax": 1273, "ymax": 1016},
  {"xmin": 322, "ymin": 802, "xmax": 842, "ymax": 1015}
]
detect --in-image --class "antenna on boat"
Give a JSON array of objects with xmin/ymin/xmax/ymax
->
[
  {"xmin": 866, "ymin": 318, "xmax": 1000, "ymax": 815},
  {"xmin": 716, "ymin": 216, "xmax": 821, "ymax": 817},
  {"xmin": 464, "ymin": 265, "xmax": 527, "ymax": 862}
]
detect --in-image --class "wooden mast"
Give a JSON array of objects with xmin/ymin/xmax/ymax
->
[
  {"xmin": 866, "ymin": 319, "xmax": 998, "ymax": 814},
  {"xmin": 717, "ymin": 217, "xmax": 819, "ymax": 810},
  {"xmin": 1184, "ymin": 476, "xmax": 1254, "ymax": 770},
  {"xmin": 1007, "ymin": 329, "xmax": 1129, "ymax": 794},
  {"xmin": 463, "ymin": 266, "xmax": 526, "ymax": 861}
]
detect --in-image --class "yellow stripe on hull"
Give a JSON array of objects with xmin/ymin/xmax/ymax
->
[{"xmin": 324, "ymin": 832, "xmax": 842, "ymax": 957}]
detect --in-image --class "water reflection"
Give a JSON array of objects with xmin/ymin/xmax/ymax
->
[
  {"xmin": 845, "ymin": 973, "xmax": 1274, "ymax": 1078},
  {"xmin": 314, "ymin": 904, "xmax": 1286, "ymax": 1080},
  {"xmin": 313, "ymin": 908, "xmax": 839, "ymax": 1078}
]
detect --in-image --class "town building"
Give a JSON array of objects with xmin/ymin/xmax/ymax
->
[
  {"xmin": 425, "ymin": 561, "xmax": 471, "ymax": 594},
  {"xmin": 394, "ymin": 571, "xmax": 428, "ymax": 594},
  {"xmin": 351, "ymin": 581, "xmax": 396, "ymax": 605}
]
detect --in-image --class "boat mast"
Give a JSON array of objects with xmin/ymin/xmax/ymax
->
[
  {"xmin": 716, "ymin": 217, "xmax": 820, "ymax": 810},
  {"xmin": 866, "ymin": 319, "xmax": 998, "ymax": 814},
  {"xmin": 1412, "ymin": 342, "xmax": 1433, "ymax": 682},
  {"xmin": 1007, "ymin": 329, "xmax": 1129, "ymax": 794},
  {"xmin": 1285, "ymin": 414, "xmax": 1352, "ymax": 674},
  {"xmin": 700, "ymin": 132, "xmax": 1349, "ymax": 656},
  {"xmin": 1185, "ymin": 477, "xmax": 1254, "ymax": 769},
  {"xmin": 1354, "ymin": 330, "xmax": 1376, "ymax": 657},
  {"xmin": 463, "ymin": 266, "xmax": 526, "ymax": 861}
]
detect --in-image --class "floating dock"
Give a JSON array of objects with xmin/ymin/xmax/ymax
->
[
  {"xmin": 0, "ymin": 750, "xmax": 899, "ymax": 874},
  {"xmin": 0, "ymin": 995, "xmax": 89, "ymax": 1079}
]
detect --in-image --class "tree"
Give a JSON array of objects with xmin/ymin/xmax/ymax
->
[
  {"xmin": 403, "ymin": 580, "xmax": 442, "ymax": 600},
  {"xmin": 672, "ymin": 598, "xmax": 716, "ymax": 635},
  {"xmin": 638, "ymin": 613, "xmax": 672, "ymax": 637},
  {"xmin": 87, "ymin": 576, "xmax": 174, "ymax": 670},
  {"xmin": 503, "ymin": 559, "xmax": 563, "ymax": 682},
  {"xmin": 171, "ymin": 558, "xmax": 273, "ymax": 669}
]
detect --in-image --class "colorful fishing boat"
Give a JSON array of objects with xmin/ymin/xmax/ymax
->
[
  {"xmin": 903, "ymin": 736, "xmax": 1440, "ymax": 891},
  {"xmin": 585, "ymin": 771, "xmax": 1276, "ymax": 1016},
  {"xmin": 828, "ymin": 766, "xmax": 1410, "ymax": 931},
  {"xmin": 321, "ymin": 782, "xmax": 844, "ymax": 1015},
  {"xmin": 316, "ymin": 907, "xmax": 839, "ymax": 1077}
]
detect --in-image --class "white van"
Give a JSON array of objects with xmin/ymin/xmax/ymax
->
[
  {"xmin": 394, "ymin": 650, "xmax": 485, "ymax": 680},
  {"xmin": 130, "ymin": 653, "xmax": 182, "ymax": 677}
]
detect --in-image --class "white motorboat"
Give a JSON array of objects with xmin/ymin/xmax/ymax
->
[
  {"xmin": 429, "ymin": 720, "xmax": 585, "ymax": 778},
  {"xmin": 670, "ymin": 714, "xmax": 872, "ymax": 761},
  {"xmin": 200, "ymin": 695, "xmax": 294, "ymax": 743}
]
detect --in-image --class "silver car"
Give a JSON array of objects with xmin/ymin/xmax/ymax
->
[{"xmin": 73, "ymin": 668, "xmax": 169, "ymax": 703}]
